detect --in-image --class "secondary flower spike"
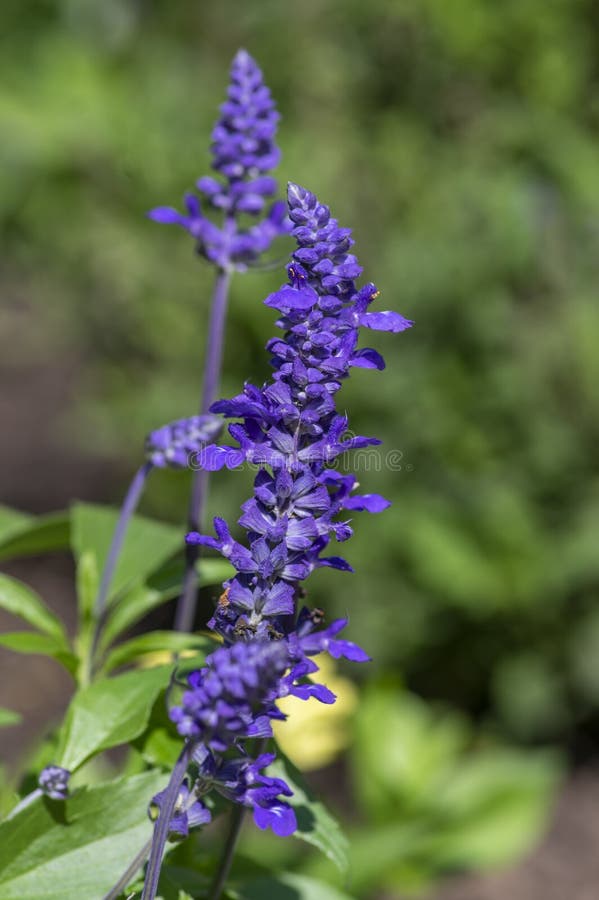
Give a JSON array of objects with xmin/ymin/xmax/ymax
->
[{"xmin": 148, "ymin": 50, "xmax": 289, "ymax": 270}]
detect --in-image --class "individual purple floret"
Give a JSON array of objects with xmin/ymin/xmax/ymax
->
[
  {"xmin": 148, "ymin": 50, "xmax": 290, "ymax": 270},
  {"xmin": 149, "ymin": 778, "xmax": 211, "ymax": 841},
  {"xmin": 145, "ymin": 414, "xmax": 223, "ymax": 469},
  {"xmin": 186, "ymin": 183, "xmax": 412, "ymax": 645},
  {"xmin": 38, "ymin": 764, "xmax": 71, "ymax": 800},
  {"xmin": 194, "ymin": 748, "xmax": 296, "ymax": 837}
]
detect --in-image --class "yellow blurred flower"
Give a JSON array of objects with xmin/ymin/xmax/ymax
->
[{"xmin": 273, "ymin": 654, "xmax": 358, "ymax": 771}]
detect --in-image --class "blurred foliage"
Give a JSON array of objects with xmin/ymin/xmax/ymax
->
[
  {"xmin": 346, "ymin": 683, "xmax": 560, "ymax": 893},
  {"xmin": 2, "ymin": 0, "xmax": 599, "ymax": 812},
  {"xmin": 239, "ymin": 682, "xmax": 561, "ymax": 896}
]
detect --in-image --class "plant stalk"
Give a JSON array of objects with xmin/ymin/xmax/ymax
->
[
  {"xmin": 174, "ymin": 262, "xmax": 233, "ymax": 633},
  {"xmin": 207, "ymin": 803, "xmax": 246, "ymax": 900},
  {"xmin": 94, "ymin": 461, "xmax": 154, "ymax": 620},
  {"xmin": 90, "ymin": 461, "xmax": 154, "ymax": 665},
  {"xmin": 141, "ymin": 743, "xmax": 193, "ymax": 900}
]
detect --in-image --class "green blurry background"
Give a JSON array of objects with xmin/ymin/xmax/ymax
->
[{"xmin": 2, "ymin": 0, "xmax": 599, "ymax": 896}]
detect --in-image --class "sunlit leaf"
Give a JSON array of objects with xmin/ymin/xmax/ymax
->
[
  {"xmin": 57, "ymin": 665, "xmax": 173, "ymax": 772},
  {"xmin": 0, "ymin": 771, "xmax": 164, "ymax": 900},
  {"xmin": 0, "ymin": 574, "xmax": 68, "ymax": 643}
]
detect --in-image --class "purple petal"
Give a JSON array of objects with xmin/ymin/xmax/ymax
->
[
  {"xmin": 264, "ymin": 284, "xmax": 318, "ymax": 312},
  {"xmin": 147, "ymin": 206, "xmax": 186, "ymax": 225},
  {"xmin": 291, "ymin": 682, "xmax": 337, "ymax": 704},
  {"xmin": 328, "ymin": 638, "xmax": 371, "ymax": 663},
  {"xmin": 360, "ymin": 310, "xmax": 414, "ymax": 332},
  {"xmin": 351, "ymin": 348, "xmax": 386, "ymax": 370},
  {"xmin": 343, "ymin": 493, "xmax": 391, "ymax": 513},
  {"xmin": 252, "ymin": 802, "xmax": 297, "ymax": 837},
  {"xmin": 318, "ymin": 555, "xmax": 354, "ymax": 572}
]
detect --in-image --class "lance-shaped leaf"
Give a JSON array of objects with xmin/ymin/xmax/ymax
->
[
  {"xmin": 0, "ymin": 574, "xmax": 68, "ymax": 643},
  {"xmin": 239, "ymin": 873, "xmax": 358, "ymax": 900},
  {"xmin": 0, "ymin": 632, "xmax": 78, "ymax": 677},
  {"xmin": 57, "ymin": 665, "xmax": 173, "ymax": 772},
  {"xmin": 70, "ymin": 502, "xmax": 184, "ymax": 602},
  {"xmin": 101, "ymin": 631, "xmax": 213, "ymax": 674},
  {"xmin": 99, "ymin": 557, "xmax": 232, "ymax": 651},
  {"xmin": 0, "ymin": 511, "xmax": 70, "ymax": 562}
]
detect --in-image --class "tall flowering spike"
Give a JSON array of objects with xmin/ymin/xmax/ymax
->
[
  {"xmin": 148, "ymin": 50, "xmax": 289, "ymax": 270},
  {"xmin": 186, "ymin": 184, "xmax": 411, "ymax": 651},
  {"xmin": 139, "ymin": 184, "xmax": 408, "ymax": 899}
]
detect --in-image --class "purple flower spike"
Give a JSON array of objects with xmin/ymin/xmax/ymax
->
[
  {"xmin": 188, "ymin": 185, "xmax": 410, "ymax": 655},
  {"xmin": 148, "ymin": 50, "xmax": 290, "ymax": 270},
  {"xmin": 210, "ymin": 50, "xmax": 281, "ymax": 207},
  {"xmin": 142, "ymin": 185, "xmax": 410, "ymax": 896}
]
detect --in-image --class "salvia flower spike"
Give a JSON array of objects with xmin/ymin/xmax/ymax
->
[{"xmin": 140, "ymin": 184, "xmax": 411, "ymax": 897}]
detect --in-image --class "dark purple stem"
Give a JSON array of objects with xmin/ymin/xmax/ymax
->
[
  {"xmin": 174, "ymin": 261, "xmax": 233, "ymax": 633},
  {"xmin": 141, "ymin": 742, "xmax": 193, "ymax": 900},
  {"xmin": 89, "ymin": 461, "xmax": 154, "ymax": 674},
  {"xmin": 94, "ymin": 461, "xmax": 154, "ymax": 621}
]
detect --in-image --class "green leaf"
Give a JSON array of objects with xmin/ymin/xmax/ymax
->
[
  {"xmin": 0, "ymin": 512, "xmax": 70, "ymax": 562},
  {"xmin": 131, "ymin": 678, "xmax": 193, "ymax": 770},
  {"xmin": 353, "ymin": 684, "xmax": 469, "ymax": 821},
  {"xmin": 238, "ymin": 873, "xmax": 357, "ymax": 900},
  {"xmin": 101, "ymin": 631, "xmax": 213, "ymax": 673},
  {"xmin": 0, "ymin": 708, "xmax": 22, "ymax": 728},
  {"xmin": 100, "ymin": 558, "xmax": 231, "ymax": 650},
  {"xmin": 0, "ymin": 771, "xmax": 164, "ymax": 900},
  {"xmin": 333, "ymin": 821, "xmax": 431, "ymax": 894},
  {"xmin": 157, "ymin": 864, "xmax": 210, "ymax": 900},
  {"xmin": 57, "ymin": 665, "xmax": 173, "ymax": 772},
  {"xmin": 70, "ymin": 502, "xmax": 183, "ymax": 601},
  {"xmin": 75, "ymin": 549, "xmax": 99, "ymax": 626},
  {"xmin": 428, "ymin": 748, "xmax": 561, "ymax": 870},
  {"xmin": 0, "ymin": 507, "xmax": 33, "ymax": 542},
  {"xmin": 100, "ymin": 584, "xmax": 164, "ymax": 651},
  {"xmin": 0, "ymin": 632, "xmax": 78, "ymax": 676},
  {"xmin": 0, "ymin": 574, "xmax": 68, "ymax": 642},
  {"xmin": 269, "ymin": 752, "xmax": 348, "ymax": 873}
]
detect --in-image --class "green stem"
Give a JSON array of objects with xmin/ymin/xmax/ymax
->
[{"xmin": 207, "ymin": 804, "xmax": 246, "ymax": 900}]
